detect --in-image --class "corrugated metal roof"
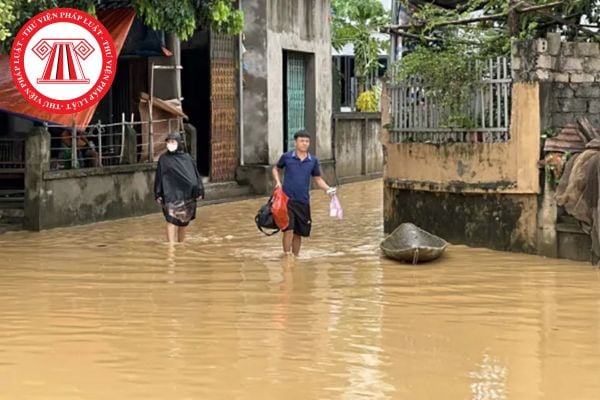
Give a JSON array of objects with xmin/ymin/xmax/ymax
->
[{"xmin": 544, "ymin": 124, "xmax": 587, "ymax": 154}]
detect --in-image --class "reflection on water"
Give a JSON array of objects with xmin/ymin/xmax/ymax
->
[{"xmin": 1, "ymin": 180, "xmax": 599, "ymax": 399}]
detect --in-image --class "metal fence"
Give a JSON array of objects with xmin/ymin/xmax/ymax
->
[
  {"xmin": 0, "ymin": 138, "xmax": 25, "ymax": 172},
  {"xmin": 388, "ymin": 57, "xmax": 511, "ymax": 144},
  {"xmin": 47, "ymin": 114, "xmax": 185, "ymax": 171}
]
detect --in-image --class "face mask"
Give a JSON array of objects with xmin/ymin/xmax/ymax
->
[{"xmin": 166, "ymin": 143, "xmax": 178, "ymax": 153}]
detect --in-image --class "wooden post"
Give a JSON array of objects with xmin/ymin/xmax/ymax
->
[{"xmin": 362, "ymin": 116, "xmax": 368, "ymax": 176}]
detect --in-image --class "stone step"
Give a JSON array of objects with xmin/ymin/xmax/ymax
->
[
  {"xmin": 204, "ymin": 181, "xmax": 253, "ymax": 201},
  {"xmin": 557, "ymin": 227, "xmax": 592, "ymax": 263},
  {"xmin": 200, "ymin": 194, "xmax": 262, "ymax": 207},
  {"xmin": 557, "ymin": 213, "xmax": 579, "ymax": 224},
  {"xmin": 556, "ymin": 222, "xmax": 586, "ymax": 234}
]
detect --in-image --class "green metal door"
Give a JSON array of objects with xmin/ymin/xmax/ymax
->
[{"xmin": 285, "ymin": 52, "xmax": 306, "ymax": 151}]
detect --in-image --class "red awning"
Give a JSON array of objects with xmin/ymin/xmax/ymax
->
[{"xmin": 0, "ymin": 8, "xmax": 136, "ymax": 128}]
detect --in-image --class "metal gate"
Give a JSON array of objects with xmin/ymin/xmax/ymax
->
[{"xmin": 285, "ymin": 52, "xmax": 306, "ymax": 151}]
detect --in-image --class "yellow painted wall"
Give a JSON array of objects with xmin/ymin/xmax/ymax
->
[{"xmin": 382, "ymin": 82, "xmax": 541, "ymax": 195}]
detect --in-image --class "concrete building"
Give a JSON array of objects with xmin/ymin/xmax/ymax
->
[{"xmin": 237, "ymin": 0, "xmax": 334, "ymax": 194}]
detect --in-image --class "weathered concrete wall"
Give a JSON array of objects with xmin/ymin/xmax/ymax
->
[
  {"xmin": 24, "ymin": 127, "xmax": 50, "ymax": 231},
  {"xmin": 381, "ymin": 74, "xmax": 541, "ymax": 252},
  {"xmin": 39, "ymin": 165, "xmax": 157, "ymax": 229},
  {"xmin": 384, "ymin": 186, "xmax": 539, "ymax": 253},
  {"xmin": 23, "ymin": 128, "xmax": 250, "ymax": 230},
  {"xmin": 266, "ymin": 0, "xmax": 332, "ymax": 162},
  {"xmin": 383, "ymin": 82, "xmax": 541, "ymax": 195},
  {"xmin": 23, "ymin": 128, "xmax": 158, "ymax": 230},
  {"xmin": 333, "ymin": 112, "xmax": 383, "ymax": 182},
  {"xmin": 27, "ymin": 162, "xmax": 253, "ymax": 230},
  {"xmin": 241, "ymin": 0, "xmax": 332, "ymax": 165},
  {"xmin": 241, "ymin": 0, "xmax": 269, "ymax": 165},
  {"xmin": 557, "ymin": 229, "xmax": 592, "ymax": 262}
]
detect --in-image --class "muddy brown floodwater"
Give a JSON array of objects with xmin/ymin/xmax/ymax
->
[{"xmin": 1, "ymin": 180, "xmax": 599, "ymax": 399}]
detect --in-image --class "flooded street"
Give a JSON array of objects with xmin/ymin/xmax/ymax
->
[{"xmin": 1, "ymin": 179, "xmax": 599, "ymax": 399}]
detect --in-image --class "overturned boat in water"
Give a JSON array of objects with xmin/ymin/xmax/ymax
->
[{"xmin": 380, "ymin": 223, "xmax": 448, "ymax": 264}]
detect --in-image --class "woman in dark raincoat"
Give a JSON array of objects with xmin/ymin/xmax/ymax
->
[{"xmin": 154, "ymin": 132, "xmax": 204, "ymax": 243}]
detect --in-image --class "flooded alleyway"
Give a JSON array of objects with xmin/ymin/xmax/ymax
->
[{"xmin": 1, "ymin": 179, "xmax": 599, "ymax": 399}]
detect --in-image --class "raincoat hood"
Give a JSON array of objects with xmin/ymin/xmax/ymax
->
[{"xmin": 165, "ymin": 132, "xmax": 184, "ymax": 153}]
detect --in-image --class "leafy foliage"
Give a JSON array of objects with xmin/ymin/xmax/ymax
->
[
  {"xmin": 392, "ymin": 0, "xmax": 599, "ymax": 127},
  {"xmin": 199, "ymin": 0, "xmax": 244, "ymax": 35},
  {"xmin": 356, "ymin": 90, "xmax": 378, "ymax": 112},
  {"xmin": 134, "ymin": 0, "xmax": 197, "ymax": 40},
  {"xmin": 0, "ymin": 0, "xmax": 16, "ymax": 42},
  {"xmin": 0, "ymin": 0, "xmax": 96, "ymax": 53},
  {"xmin": 0, "ymin": 0, "xmax": 244, "ymax": 54},
  {"xmin": 394, "ymin": 32, "xmax": 501, "ymax": 127},
  {"xmin": 331, "ymin": 0, "xmax": 389, "ymax": 86},
  {"xmin": 403, "ymin": 0, "xmax": 599, "ymax": 43}
]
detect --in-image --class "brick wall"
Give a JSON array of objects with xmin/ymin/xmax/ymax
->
[{"xmin": 512, "ymin": 33, "xmax": 600, "ymax": 129}]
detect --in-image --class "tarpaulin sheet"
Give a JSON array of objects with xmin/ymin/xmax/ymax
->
[{"xmin": 0, "ymin": 8, "xmax": 136, "ymax": 128}]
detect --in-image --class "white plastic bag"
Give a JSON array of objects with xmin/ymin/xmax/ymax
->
[{"xmin": 329, "ymin": 194, "xmax": 343, "ymax": 220}]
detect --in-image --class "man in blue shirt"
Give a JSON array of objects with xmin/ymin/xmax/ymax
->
[{"xmin": 272, "ymin": 130, "xmax": 336, "ymax": 256}]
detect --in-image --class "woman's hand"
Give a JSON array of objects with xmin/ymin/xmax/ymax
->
[{"xmin": 156, "ymin": 197, "xmax": 163, "ymax": 204}]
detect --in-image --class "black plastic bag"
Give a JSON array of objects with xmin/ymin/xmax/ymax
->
[{"xmin": 255, "ymin": 196, "xmax": 280, "ymax": 236}]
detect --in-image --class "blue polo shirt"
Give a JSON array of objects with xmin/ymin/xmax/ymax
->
[{"xmin": 277, "ymin": 151, "xmax": 321, "ymax": 204}]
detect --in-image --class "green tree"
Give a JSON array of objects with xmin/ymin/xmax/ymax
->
[
  {"xmin": 399, "ymin": 0, "xmax": 598, "ymax": 44},
  {"xmin": 0, "ymin": 0, "xmax": 16, "ymax": 42},
  {"xmin": 332, "ymin": 0, "xmax": 389, "ymax": 91},
  {"xmin": 391, "ymin": 0, "xmax": 600, "ymax": 125},
  {"xmin": 0, "ymin": 0, "xmax": 243, "ymax": 54}
]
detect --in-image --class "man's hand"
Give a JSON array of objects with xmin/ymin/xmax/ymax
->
[
  {"xmin": 272, "ymin": 166, "xmax": 283, "ymax": 190},
  {"xmin": 156, "ymin": 197, "xmax": 163, "ymax": 205},
  {"xmin": 326, "ymin": 187, "xmax": 337, "ymax": 197}
]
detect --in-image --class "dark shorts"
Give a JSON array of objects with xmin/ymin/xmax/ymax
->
[
  {"xmin": 163, "ymin": 199, "xmax": 197, "ymax": 227},
  {"xmin": 283, "ymin": 200, "xmax": 312, "ymax": 237}
]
